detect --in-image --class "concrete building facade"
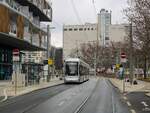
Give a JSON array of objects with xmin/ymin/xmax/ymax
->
[
  {"xmin": 109, "ymin": 24, "xmax": 128, "ymax": 43},
  {"xmin": 63, "ymin": 23, "xmax": 97, "ymax": 59},
  {"xmin": 63, "ymin": 9, "xmax": 128, "ymax": 60}
]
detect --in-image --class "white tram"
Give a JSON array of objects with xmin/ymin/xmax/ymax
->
[{"xmin": 64, "ymin": 58, "xmax": 90, "ymax": 83}]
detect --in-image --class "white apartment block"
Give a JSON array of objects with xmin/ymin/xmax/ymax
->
[{"xmin": 63, "ymin": 23, "xmax": 98, "ymax": 59}]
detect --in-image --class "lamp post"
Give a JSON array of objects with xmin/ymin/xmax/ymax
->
[
  {"xmin": 123, "ymin": 17, "xmax": 135, "ymax": 84},
  {"xmin": 129, "ymin": 22, "xmax": 134, "ymax": 84},
  {"xmin": 42, "ymin": 24, "xmax": 55, "ymax": 82}
]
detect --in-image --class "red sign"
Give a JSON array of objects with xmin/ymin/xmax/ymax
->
[
  {"xmin": 13, "ymin": 49, "xmax": 20, "ymax": 62},
  {"xmin": 13, "ymin": 49, "xmax": 20, "ymax": 56},
  {"xmin": 121, "ymin": 52, "xmax": 126, "ymax": 58}
]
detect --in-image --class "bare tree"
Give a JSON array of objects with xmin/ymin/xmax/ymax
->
[{"xmin": 124, "ymin": 0, "xmax": 150, "ymax": 78}]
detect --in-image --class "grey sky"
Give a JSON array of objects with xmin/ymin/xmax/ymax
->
[{"xmin": 50, "ymin": 0, "xmax": 128, "ymax": 47}]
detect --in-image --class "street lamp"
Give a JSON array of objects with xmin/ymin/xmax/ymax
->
[
  {"xmin": 47, "ymin": 25, "xmax": 55, "ymax": 82},
  {"xmin": 41, "ymin": 24, "xmax": 55, "ymax": 82}
]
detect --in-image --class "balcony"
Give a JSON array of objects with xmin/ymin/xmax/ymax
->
[
  {"xmin": 32, "ymin": 34, "xmax": 40, "ymax": 47},
  {"xmin": 20, "ymin": 6, "xmax": 30, "ymax": 18},
  {"xmin": 29, "ymin": 12, "xmax": 33, "ymax": 21},
  {"xmin": 9, "ymin": 22, "xmax": 17, "ymax": 37},
  {"xmin": 41, "ymin": 36, "xmax": 47, "ymax": 49},
  {"xmin": 15, "ymin": 0, "xmax": 52, "ymax": 21},
  {"xmin": 33, "ymin": 16, "xmax": 40, "ymax": 28}
]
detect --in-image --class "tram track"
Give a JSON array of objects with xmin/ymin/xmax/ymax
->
[{"xmin": 73, "ymin": 78, "xmax": 100, "ymax": 113}]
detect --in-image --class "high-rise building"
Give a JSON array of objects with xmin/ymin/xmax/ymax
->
[
  {"xmin": 98, "ymin": 9, "xmax": 111, "ymax": 46},
  {"xmin": 0, "ymin": 0, "xmax": 52, "ymax": 80}
]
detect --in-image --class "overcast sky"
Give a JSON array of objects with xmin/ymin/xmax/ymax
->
[{"xmin": 50, "ymin": 0, "xmax": 128, "ymax": 47}]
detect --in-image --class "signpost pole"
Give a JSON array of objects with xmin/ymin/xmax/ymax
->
[{"xmin": 121, "ymin": 52, "xmax": 127, "ymax": 93}]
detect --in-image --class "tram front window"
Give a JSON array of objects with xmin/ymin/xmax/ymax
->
[{"xmin": 65, "ymin": 62, "xmax": 78, "ymax": 76}]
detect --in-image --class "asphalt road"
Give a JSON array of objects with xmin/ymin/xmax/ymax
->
[
  {"xmin": 79, "ymin": 78, "xmax": 130, "ymax": 113},
  {"xmin": 0, "ymin": 78, "xmax": 131, "ymax": 113},
  {"xmin": 0, "ymin": 84, "xmax": 75, "ymax": 113},
  {"xmin": 127, "ymin": 92, "xmax": 150, "ymax": 113}
]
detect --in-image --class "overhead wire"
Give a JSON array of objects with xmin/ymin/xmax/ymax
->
[{"xmin": 70, "ymin": 0, "xmax": 91, "ymax": 41}]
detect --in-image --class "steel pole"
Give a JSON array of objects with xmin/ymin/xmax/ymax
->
[
  {"xmin": 47, "ymin": 25, "xmax": 50, "ymax": 82},
  {"xmin": 129, "ymin": 22, "xmax": 134, "ymax": 84}
]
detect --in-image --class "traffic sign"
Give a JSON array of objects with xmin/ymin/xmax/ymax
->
[
  {"xmin": 13, "ymin": 49, "xmax": 20, "ymax": 62},
  {"xmin": 121, "ymin": 58, "xmax": 127, "ymax": 63},
  {"xmin": 116, "ymin": 64, "xmax": 120, "ymax": 69},
  {"xmin": 120, "ymin": 52, "xmax": 127, "ymax": 63},
  {"xmin": 48, "ymin": 59, "xmax": 53, "ymax": 65},
  {"xmin": 13, "ymin": 49, "xmax": 19, "ymax": 55},
  {"xmin": 121, "ymin": 52, "xmax": 126, "ymax": 58}
]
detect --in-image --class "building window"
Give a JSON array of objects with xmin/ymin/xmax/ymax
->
[
  {"xmin": 91, "ymin": 28, "xmax": 94, "ymax": 30},
  {"xmin": 105, "ymin": 37, "xmax": 109, "ymax": 40},
  {"xmin": 79, "ymin": 28, "xmax": 83, "ymax": 31},
  {"xmin": 84, "ymin": 28, "xmax": 86, "ymax": 31},
  {"xmin": 88, "ymin": 28, "xmax": 90, "ymax": 30},
  {"xmin": 64, "ymin": 28, "xmax": 67, "ymax": 31},
  {"xmin": 74, "ymin": 28, "xmax": 78, "ymax": 31},
  {"xmin": 69, "ymin": 28, "xmax": 72, "ymax": 31}
]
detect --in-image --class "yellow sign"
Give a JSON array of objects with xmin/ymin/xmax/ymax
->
[
  {"xmin": 116, "ymin": 64, "xmax": 120, "ymax": 69},
  {"xmin": 48, "ymin": 59, "xmax": 53, "ymax": 65}
]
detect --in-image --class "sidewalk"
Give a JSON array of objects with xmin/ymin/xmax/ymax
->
[
  {"xmin": 109, "ymin": 78, "xmax": 150, "ymax": 96},
  {"xmin": 0, "ymin": 77, "xmax": 64, "ymax": 102}
]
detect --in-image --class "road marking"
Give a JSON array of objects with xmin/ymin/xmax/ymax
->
[
  {"xmin": 127, "ymin": 101, "xmax": 131, "ymax": 106},
  {"xmin": 58, "ymin": 101, "xmax": 65, "ymax": 106},
  {"xmin": 123, "ymin": 96, "xmax": 127, "ymax": 100},
  {"xmin": 141, "ymin": 101, "xmax": 149, "ymax": 107},
  {"xmin": 142, "ymin": 107, "xmax": 150, "ymax": 111},
  {"xmin": 0, "ymin": 88, "xmax": 8, "ymax": 102},
  {"xmin": 131, "ymin": 109, "xmax": 136, "ymax": 113},
  {"xmin": 112, "ymin": 94, "xmax": 115, "ymax": 113}
]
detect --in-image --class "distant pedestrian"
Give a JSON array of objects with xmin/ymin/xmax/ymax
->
[{"xmin": 118, "ymin": 64, "xmax": 124, "ymax": 80}]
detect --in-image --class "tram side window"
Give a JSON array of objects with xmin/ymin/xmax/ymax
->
[
  {"xmin": 80, "ymin": 65, "xmax": 88, "ymax": 75},
  {"xmin": 79, "ymin": 65, "xmax": 83, "ymax": 76}
]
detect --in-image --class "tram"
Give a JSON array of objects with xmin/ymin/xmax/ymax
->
[{"xmin": 64, "ymin": 58, "xmax": 90, "ymax": 83}]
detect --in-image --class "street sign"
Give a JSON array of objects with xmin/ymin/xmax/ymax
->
[
  {"xmin": 116, "ymin": 64, "xmax": 120, "ymax": 69},
  {"xmin": 13, "ymin": 49, "xmax": 20, "ymax": 62},
  {"xmin": 121, "ymin": 52, "xmax": 126, "ymax": 58},
  {"xmin": 48, "ymin": 59, "xmax": 53, "ymax": 65},
  {"xmin": 121, "ymin": 52, "xmax": 127, "ymax": 63},
  {"xmin": 121, "ymin": 58, "xmax": 127, "ymax": 63}
]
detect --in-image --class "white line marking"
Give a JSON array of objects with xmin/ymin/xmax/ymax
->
[
  {"xmin": 141, "ymin": 101, "xmax": 149, "ymax": 107},
  {"xmin": 112, "ymin": 94, "xmax": 115, "ymax": 113},
  {"xmin": 0, "ymin": 89, "xmax": 8, "ymax": 102},
  {"xmin": 142, "ymin": 107, "xmax": 150, "ymax": 111},
  {"xmin": 123, "ymin": 96, "xmax": 127, "ymax": 100},
  {"xmin": 127, "ymin": 101, "xmax": 131, "ymax": 106},
  {"xmin": 131, "ymin": 109, "xmax": 136, "ymax": 113},
  {"xmin": 58, "ymin": 101, "xmax": 65, "ymax": 106}
]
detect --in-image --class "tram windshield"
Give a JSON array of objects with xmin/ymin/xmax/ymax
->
[{"xmin": 65, "ymin": 62, "xmax": 78, "ymax": 76}]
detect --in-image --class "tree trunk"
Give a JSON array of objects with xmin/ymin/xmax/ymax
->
[{"xmin": 143, "ymin": 56, "xmax": 147, "ymax": 79}]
